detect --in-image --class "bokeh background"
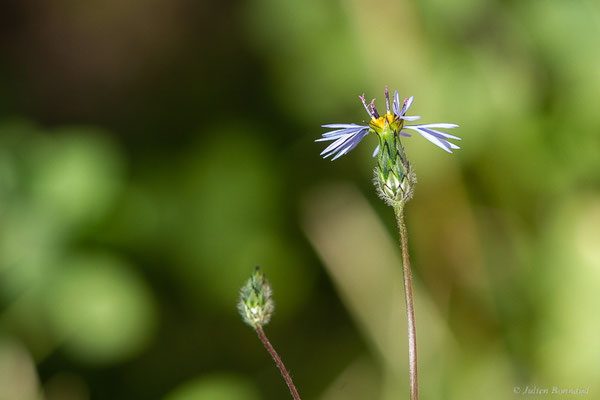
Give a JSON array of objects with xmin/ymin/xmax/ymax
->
[{"xmin": 1, "ymin": 0, "xmax": 599, "ymax": 399}]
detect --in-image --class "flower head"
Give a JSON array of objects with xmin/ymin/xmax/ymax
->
[
  {"xmin": 317, "ymin": 88, "xmax": 460, "ymax": 160},
  {"xmin": 318, "ymin": 87, "xmax": 461, "ymax": 206}
]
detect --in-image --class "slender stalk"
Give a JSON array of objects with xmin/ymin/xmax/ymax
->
[
  {"xmin": 255, "ymin": 326, "xmax": 302, "ymax": 400},
  {"xmin": 394, "ymin": 203, "xmax": 418, "ymax": 400}
]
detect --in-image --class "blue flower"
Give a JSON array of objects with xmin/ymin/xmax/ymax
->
[{"xmin": 317, "ymin": 88, "xmax": 460, "ymax": 160}]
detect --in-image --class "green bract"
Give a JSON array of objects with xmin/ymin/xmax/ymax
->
[{"xmin": 371, "ymin": 118, "xmax": 416, "ymax": 207}]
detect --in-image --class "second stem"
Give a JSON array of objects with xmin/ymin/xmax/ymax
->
[
  {"xmin": 394, "ymin": 203, "xmax": 418, "ymax": 400},
  {"xmin": 256, "ymin": 326, "xmax": 302, "ymax": 400}
]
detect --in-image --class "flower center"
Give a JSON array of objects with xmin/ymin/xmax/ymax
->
[{"xmin": 372, "ymin": 113, "xmax": 396, "ymax": 129}]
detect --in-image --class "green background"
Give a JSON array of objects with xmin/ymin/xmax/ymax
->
[{"xmin": 1, "ymin": 0, "xmax": 599, "ymax": 399}]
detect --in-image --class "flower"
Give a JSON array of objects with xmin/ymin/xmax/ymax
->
[
  {"xmin": 318, "ymin": 87, "xmax": 461, "ymax": 205},
  {"xmin": 317, "ymin": 87, "xmax": 460, "ymax": 160}
]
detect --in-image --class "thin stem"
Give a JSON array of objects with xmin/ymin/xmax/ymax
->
[
  {"xmin": 394, "ymin": 203, "xmax": 418, "ymax": 400},
  {"xmin": 255, "ymin": 326, "xmax": 302, "ymax": 400}
]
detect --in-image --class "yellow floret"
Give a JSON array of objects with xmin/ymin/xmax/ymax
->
[{"xmin": 372, "ymin": 113, "xmax": 397, "ymax": 129}]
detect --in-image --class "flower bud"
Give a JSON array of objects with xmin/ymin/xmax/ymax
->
[{"xmin": 238, "ymin": 266, "xmax": 274, "ymax": 329}]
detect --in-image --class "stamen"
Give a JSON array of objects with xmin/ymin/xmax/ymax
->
[
  {"xmin": 385, "ymin": 86, "xmax": 390, "ymax": 114},
  {"xmin": 359, "ymin": 94, "xmax": 374, "ymax": 118},
  {"xmin": 368, "ymin": 99, "xmax": 380, "ymax": 119}
]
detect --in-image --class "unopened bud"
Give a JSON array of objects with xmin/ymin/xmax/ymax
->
[{"xmin": 238, "ymin": 266, "xmax": 275, "ymax": 329}]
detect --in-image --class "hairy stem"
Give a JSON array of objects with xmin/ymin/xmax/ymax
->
[
  {"xmin": 394, "ymin": 203, "xmax": 418, "ymax": 400},
  {"xmin": 256, "ymin": 326, "xmax": 301, "ymax": 400}
]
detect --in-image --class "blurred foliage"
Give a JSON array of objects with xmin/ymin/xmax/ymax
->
[
  {"xmin": 165, "ymin": 374, "xmax": 261, "ymax": 400},
  {"xmin": 1, "ymin": 0, "xmax": 599, "ymax": 399}
]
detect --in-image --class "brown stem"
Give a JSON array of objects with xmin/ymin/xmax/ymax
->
[
  {"xmin": 255, "ymin": 326, "xmax": 301, "ymax": 400},
  {"xmin": 394, "ymin": 203, "xmax": 418, "ymax": 400}
]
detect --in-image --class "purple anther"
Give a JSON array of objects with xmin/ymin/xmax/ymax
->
[
  {"xmin": 368, "ymin": 99, "xmax": 380, "ymax": 119},
  {"xmin": 385, "ymin": 86, "xmax": 390, "ymax": 114},
  {"xmin": 359, "ymin": 93, "xmax": 374, "ymax": 118}
]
